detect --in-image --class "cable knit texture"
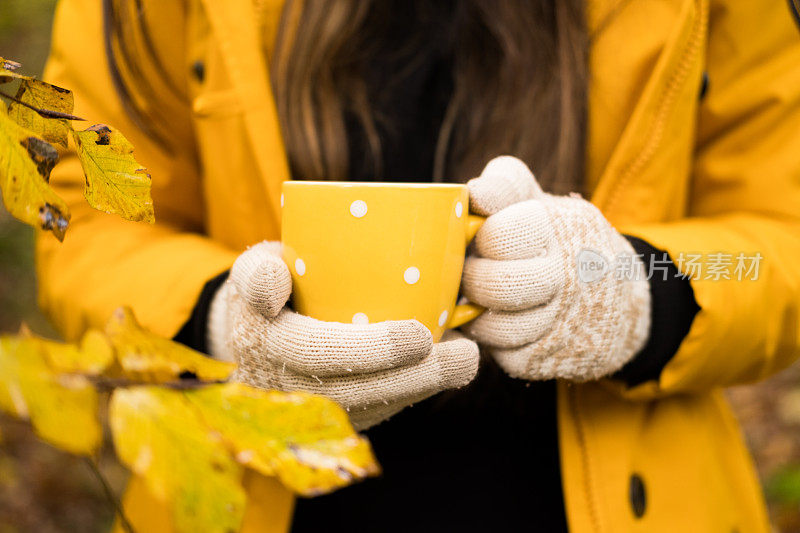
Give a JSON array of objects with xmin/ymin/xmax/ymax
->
[
  {"xmin": 462, "ymin": 156, "xmax": 651, "ymax": 382},
  {"xmin": 208, "ymin": 242, "xmax": 480, "ymax": 430}
]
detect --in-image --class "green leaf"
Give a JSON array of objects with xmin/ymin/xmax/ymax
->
[
  {"xmin": 767, "ymin": 465, "xmax": 800, "ymax": 505},
  {"xmin": 8, "ymin": 79, "xmax": 74, "ymax": 148},
  {"xmin": 72, "ymin": 124, "xmax": 155, "ymax": 223},
  {"xmin": 0, "ymin": 101, "xmax": 70, "ymax": 240}
]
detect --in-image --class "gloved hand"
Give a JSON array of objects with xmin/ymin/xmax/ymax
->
[
  {"xmin": 208, "ymin": 241, "xmax": 480, "ymax": 430},
  {"xmin": 461, "ymin": 156, "xmax": 651, "ymax": 382}
]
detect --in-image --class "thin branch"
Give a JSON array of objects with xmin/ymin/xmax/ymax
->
[
  {"xmin": 85, "ymin": 457, "xmax": 136, "ymax": 533},
  {"xmin": 0, "ymin": 89, "xmax": 86, "ymax": 121},
  {"xmin": 89, "ymin": 376, "xmax": 227, "ymax": 392}
]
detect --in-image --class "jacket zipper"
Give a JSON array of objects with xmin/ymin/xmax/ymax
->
[
  {"xmin": 571, "ymin": 11, "xmax": 708, "ymax": 527},
  {"xmin": 603, "ymin": 0, "xmax": 708, "ymax": 214},
  {"xmin": 571, "ymin": 13, "xmax": 708, "ymax": 528}
]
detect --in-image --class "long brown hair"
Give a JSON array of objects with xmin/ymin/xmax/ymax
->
[
  {"xmin": 105, "ymin": 0, "xmax": 587, "ymax": 193},
  {"xmin": 271, "ymin": 0, "xmax": 587, "ymax": 192}
]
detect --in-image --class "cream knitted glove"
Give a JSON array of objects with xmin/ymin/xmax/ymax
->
[
  {"xmin": 461, "ymin": 156, "xmax": 651, "ymax": 382},
  {"xmin": 208, "ymin": 242, "xmax": 480, "ymax": 430}
]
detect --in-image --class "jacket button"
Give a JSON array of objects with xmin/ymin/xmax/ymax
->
[
  {"xmin": 699, "ymin": 71, "xmax": 710, "ymax": 100},
  {"xmin": 191, "ymin": 60, "xmax": 205, "ymax": 82},
  {"xmin": 629, "ymin": 473, "xmax": 646, "ymax": 518}
]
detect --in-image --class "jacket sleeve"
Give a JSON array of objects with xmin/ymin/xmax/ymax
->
[
  {"xmin": 613, "ymin": 0, "xmax": 800, "ymax": 397},
  {"xmin": 36, "ymin": 0, "xmax": 237, "ymax": 341}
]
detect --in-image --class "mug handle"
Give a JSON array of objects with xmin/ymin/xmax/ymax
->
[{"xmin": 446, "ymin": 214, "xmax": 486, "ymax": 329}]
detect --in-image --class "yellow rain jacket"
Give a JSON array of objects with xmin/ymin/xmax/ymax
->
[{"xmin": 39, "ymin": 0, "xmax": 800, "ymax": 531}]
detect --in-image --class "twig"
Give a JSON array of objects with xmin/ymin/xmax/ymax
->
[
  {"xmin": 85, "ymin": 457, "xmax": 136, "ymax": 533},
  {"xmin": 89, "ymin": 376, "xmax": 227, "ymax": 392},
  {"xmin": 0, "ymin": 89, "xmax": 86, "ymax": 121}
]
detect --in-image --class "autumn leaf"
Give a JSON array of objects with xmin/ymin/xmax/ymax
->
[
  {"xmin": 8, "ymin": 78, "xmax": 74, "ymax": 148},
  {"xmin": 186, "ymin": 384, "xmax": 380, "ymax": 496},
  {"xmin": 104, "ymin": 307, "xmax": 235, "ymax": 383},
  {"xmin": 40, "ymin": 328, "xmax": 114, "ymax": 375},
  {"xmin": 0, "ymin": 100, "xmax": 70, "ymax": 240},
  {"xmin": 0, "ymin": 335, "xmax": 101, "ymax": 455},
  {"xmin": 110, "ymin": 386, "xmax": 247, "ymax": 533},
  {"xmin": 0, "ymin": 305, "xmax": 382, "ymax": 533},
  {"xmin": 110, "ymin": 384, "xmax": 380, "ymax": 533},
  {"xmin": 72, "ymin": 124, "xmax": 155, "ymax": 223},
  {"xmin": 0, "ymin": 58, "xmax": 150, "ymax": 237}
]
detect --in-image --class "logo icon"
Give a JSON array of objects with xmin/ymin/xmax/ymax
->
[{"xmin": 576, "ymin": 248, "xmax": 609, "ymax": 283}]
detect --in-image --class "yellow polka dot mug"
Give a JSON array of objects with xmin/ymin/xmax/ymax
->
[{"xmin": 281, "ymin": 181, "xmax": 485, "ymax": 342}]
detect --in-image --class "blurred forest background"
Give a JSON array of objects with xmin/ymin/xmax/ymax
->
[{"xmin": 1, "ymin": 0, "xmax": 800, "ymax": 531}]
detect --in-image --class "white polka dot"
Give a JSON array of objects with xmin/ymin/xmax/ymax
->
[
  {"xmin": 280, "ymin": 193, "xmax": 284, "ymax": 207},
  {"xmin": 352, "ymin": 312, "xmax": 369, "ymax": 325},
  {"xmin": 295, "ymin": 258, "xmax": 306, "ymax": 276},
  {"xmin": 350, "ymin": 200, "xmax": 368, "ymax": 218},
  {"xmin": 455, "ymin": 202, "xmax": 463, "ymax": 218},
  {"xmin": 438, "ymin": 310, "xmax": 449, "ymax": 327},
  {"xmin": 404, "ymin": 266, "xmax": 420, "ymax": 285}
]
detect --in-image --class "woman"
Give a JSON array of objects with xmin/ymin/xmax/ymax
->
[{"xmin": 39, "ymin": 0, "xmax": 800, "ymax": 531}]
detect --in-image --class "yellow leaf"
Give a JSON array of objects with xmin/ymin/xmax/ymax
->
[
  {"xmin": 185, "ymin": 383, "xmax": 380, "ymax": 496},
  {"xmin": 0, "ymin": 336, "xmax": 101, "ymax": 455},
  {"xmin": 110, "ymin": 386, "xmax": 246, "ymax": 533},
  {"xmin": 35, "ymin": 329, "xmax": 114, "ymax": 375},
  {"xmin": 104, "ymin": 307, "xmax": 235, "ymax": 383},
  {"xmin": 72, "ymin": 124, "xmax": 155, "ymax": 223},
  {"xmin": 78, "ymin": 329, "xmax": 116, "ymax": 373},
  {"xmin": 8, "ymin": 79, "xmax": 74, "ymax": 148},
  {"xmin": 15, "ymin": 325, "xmax": 113, "ymax": 376},
  {"xmin": 110, "ymin": 384, "xmax": 379, "ymax": 533},
  {"xmin": 0, "ymin": 101, "xmax": 70, "ymax": 240}
]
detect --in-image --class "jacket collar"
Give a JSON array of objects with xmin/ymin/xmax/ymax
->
[
  {"xmin": 200, "ymin": 0, "xmax": 700, "ymax": 227},
  {"xmin": 200, "ymin": 0, "xmax": 289, "ymax": 231}
]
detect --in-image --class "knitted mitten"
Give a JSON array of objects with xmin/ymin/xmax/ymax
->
[
  {"xmin": 461, "ymin": 156, "xmax": 651, "ymax": 381},
  {"xmin": 209, "ymin": 241, "xmax": 479, "ymax": 429}
]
